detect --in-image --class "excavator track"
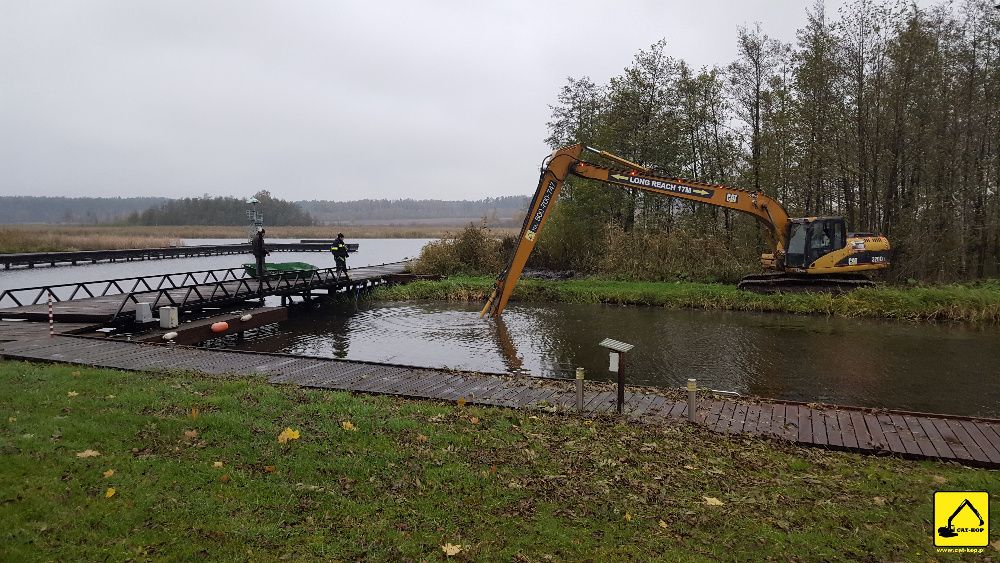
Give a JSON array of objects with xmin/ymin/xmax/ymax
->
[{"xmin": 737, "ymin": 272, "xmax": 875, "ymax": 293}]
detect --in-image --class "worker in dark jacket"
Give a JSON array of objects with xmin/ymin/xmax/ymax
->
[
  {"xmin": 330, "ymin": 233, "xmax": 350, "ymax": 280},
  {"xmin": 251, "ymin": 228, "xmax": 269, "ymax": 278}
]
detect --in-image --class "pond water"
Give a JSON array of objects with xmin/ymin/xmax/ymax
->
[{"xmin": 216, "ymin": 300, "xmax": 1000, "ymax": 418}]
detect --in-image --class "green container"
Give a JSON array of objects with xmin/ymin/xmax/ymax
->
[{"xmin": 243, "ymin": 262, "xmax": 318, "ymax": 278}]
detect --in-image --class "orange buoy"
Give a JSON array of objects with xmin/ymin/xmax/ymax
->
[{"xmin": 210, "ymin": 321, "xmax": 229, "ymax": 333}]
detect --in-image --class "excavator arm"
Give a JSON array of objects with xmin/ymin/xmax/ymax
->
[
  {"xmin": 479, "ymin": 144, "xmax": 583, "ymax": 318},
  {"xmin": 481, "ymin": 144, "xmax": 792, "ymax": 318}
]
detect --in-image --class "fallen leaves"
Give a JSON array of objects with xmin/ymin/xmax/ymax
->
[
  {"xmin": 278, "ymin": 427, "xmax": 301, "ymax": 443},
  {"xmin": 624, "ymin": 512, "xmax": 632, "ymax": 522},
  {"xmin": 67, "ymin": 391, "xmax": 79, "ymax": 397},
  {"xmin": 469, "ymin": 417, "xmax": 480, "ymax": 425},
  {"xmin": 183, "ymin": 429, "xmax": 198, "ymax": 440},
  {"xmin": 340, "ymin": 421, "xmax": 357, "ymax": 432},
  {"xmin": 264, "ymin": 465, "xmax": 276, "ymax": 473},
  {"xmin": 456, "ymin": 397, "xmax": 467, "ymax": 408},
  {"xmin": 212, "ymin": 461, "xmax": 224, "ymax": 468},
  {"xmin": 703, "ymin": 497, "xmax": 724, "ymax": 506},
  {"xmin": 189, "ymin": 407, "xmax": 200, "ymax": 420},
  {"xmin": 76, "ymin": 449, "xmax": 101, "ymax": 458},
  {"xmin": 873, "ymin": 496, "xmax": 887, "ymax": 506},
  {"xmin": 441, "ymin": 543, "xmax": 462, "ymax": 556},
  {"xmin": 416, "ymin": 434, "xmax": 429, "ymax": 443},
  {"xmin": 102, "ymin": 469, "xmax": 114, "ymax": 478},
  {"xmin": 220, "ymin": 474, "xmax": 230, "ymax": 483},
  {"xmin": 658, "ymin": 520, "xmax": 668, "ymax": 529},
  {"xmin": 7, "ymin": 417, "xmax": 14, "ymax": 423},
  {"xmin": 105, "ymin": 487, "xmax": 116, "ymax": 498},
  {"xmin": 932, "ymin": 475, "xmax": 947, "ymax": 485},
  {"xmin": 71, "ymin": 371, "xmax": 80, "ymax": 377}
]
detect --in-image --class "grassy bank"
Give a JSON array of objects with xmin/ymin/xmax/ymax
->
[
  {"xmin": 0, "ymin": 225, "xmax": 501, "ymax": 253},
  {"xmin": 2, "ymin": 361, "xmax": 995, "ymax": 560},
  {"xmin": 373, "ymin": 276, "xmax": 1000, "ymax": 323}
]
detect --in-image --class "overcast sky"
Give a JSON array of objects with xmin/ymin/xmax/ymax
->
[{"xmin": 0, "ymin": 1, "xmax": 921, "ymax": 201}]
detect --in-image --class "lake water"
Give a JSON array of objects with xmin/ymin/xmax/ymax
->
[
  {"xmin": 0, "ymin": 238, "xmax": 431, "ymax": 295},
  {"xmin": 215, "ymin": 300, "xmax": 1000, "ymax": 418}
]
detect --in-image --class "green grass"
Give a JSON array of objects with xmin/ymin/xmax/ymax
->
[
  {"xmin": 1, "ymin": 361, "xmax": 997, "ymax": 560},
  {"xmin": 373, "ymin": 276, "xmax": 1000, "ymax": 323}
]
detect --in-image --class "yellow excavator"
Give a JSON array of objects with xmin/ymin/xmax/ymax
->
[{"xmin": 481, "ymin": 144, "xmax": 891, "ymax": 318}]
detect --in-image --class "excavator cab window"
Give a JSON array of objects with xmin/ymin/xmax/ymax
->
[
  {"xmin": 785, "ymin": 223, "xmax": 808, "ymax": 268},
  {"xmin": 810, "ymin": 219, "xmax": 846, "ymax": 262}
]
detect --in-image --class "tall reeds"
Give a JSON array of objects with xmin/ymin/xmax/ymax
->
[
  {"xmin": 411, "ymin": 225, "xmax": 513, "ymax": 276},
  {"xmin": 0, "ymin": 227, "xmax": 180, "ymax": 253}
]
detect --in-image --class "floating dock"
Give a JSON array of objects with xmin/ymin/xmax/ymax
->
[{"xmin": 0, "ymin": 261, "xmax": 409, "ymax": 324}]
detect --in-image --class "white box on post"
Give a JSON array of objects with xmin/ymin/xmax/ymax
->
[
  {"xmin": 159, "ymin": 306, "xmax": 179, "ymax": 329},
  {"xmin": 135, "ymin": 302, "xmax": 154, "ymax": 323}
]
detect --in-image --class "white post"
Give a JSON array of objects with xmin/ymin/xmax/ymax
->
[
  {"xmin": 575, "ymin": 367, "xmax": 585, "ymax": 412},
  {"xmin": 48, "ymin": 292, "xmax": 54, "ymax": 338},
  {"xmin": 687, "ymin": 378, "xmax": 697, "ymax": 422}
]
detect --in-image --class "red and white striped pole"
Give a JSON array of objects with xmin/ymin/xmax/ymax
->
[{"xmin": 48, "ymin": 292, "xmax": 54, "ymax": 338}]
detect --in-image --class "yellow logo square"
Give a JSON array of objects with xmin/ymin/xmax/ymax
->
[{"xmin": 934, "ymin": 491, "xmax": 989, "ymax": 547}]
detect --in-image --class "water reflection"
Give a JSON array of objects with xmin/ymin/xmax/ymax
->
[{"xmin": 219, "ymin": 300, "xmax": 1000, "ymax": 417}]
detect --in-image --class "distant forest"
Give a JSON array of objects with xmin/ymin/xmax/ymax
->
[
  {"xmin": 0, "ymin": 196, "xmax": 167, "ymax": 224},
  {"xmin": 298, "ymin": 197, "xmax": 529, "ymax": 225},
  {"xmin": 125, "ymin": 191, "xmax": 314, "ymax": 226},
  {"xmin": 0, "ymin": 194, "xmax": 531, "ymax": 226}
]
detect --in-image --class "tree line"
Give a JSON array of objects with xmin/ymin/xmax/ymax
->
[
  {"xmin": 125, "ymin": 191, "xmax": 314, "ymax": 226},
  {"xmin": 1, "ymin": 195, "xmax": 532, "ymax": 227},
  {"xmin": 0, "ymin": 196, "xmax": 167, "ymax": 224},
  {"xmin": 540, "ymin": 0, "xmax": 1000, "ymax": 282},
  {"xmin": 298, "ymin": 196, "xmax": 529, "ymax": 224}
]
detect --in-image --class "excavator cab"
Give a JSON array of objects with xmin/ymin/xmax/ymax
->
[{"xmin": 783, "ymin": 217, "xmax": 847, "ymax": 269}]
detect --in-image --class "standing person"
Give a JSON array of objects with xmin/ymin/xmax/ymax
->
[
  {"xmin": 251, "ymin": 228, "xmax": 269, "ymax": 279},
  {"xmin": 330, "ymin": 233, "xmax": 350, "ymax": 280}
]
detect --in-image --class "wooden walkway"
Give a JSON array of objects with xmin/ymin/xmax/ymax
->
[
  {"xmin": 0, "ymin": 242, "xmax": 357, "ymax": 269},
  {"xmin": 0, "ymin": 262, "xmax": 408, "ymax": 323},
  {"xmin": 2, "ymin": 334, "xmax": 998, "ymax": 468}
]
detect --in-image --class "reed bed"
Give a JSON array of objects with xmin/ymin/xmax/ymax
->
[{"xmin": 0, "ymin": 227, "xmax": 180, "ymax": 253}]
